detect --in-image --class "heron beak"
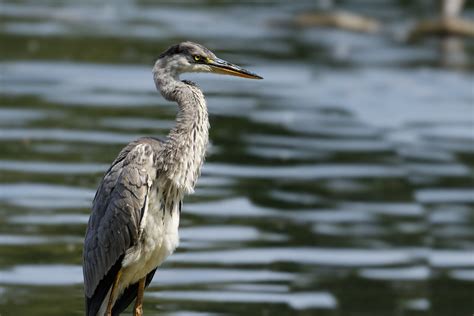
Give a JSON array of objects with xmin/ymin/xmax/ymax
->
[{"xmin": 208, "ymin": 57, "xmax": 263, "ymax": 79}]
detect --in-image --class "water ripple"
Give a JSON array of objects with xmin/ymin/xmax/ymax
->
[
  {"xmin": 0, "ymin": 183, "xmax": 93, "ymax": 208},
  {"xmin": 205, "ymin": 163, "xmax": 406, "ymax": 179},
  {"xmin": 0, "ymin": 128, "xmax": 136, "ymax": 144},
  {"xmin": 0, "ymin": 160, "xmax": 107, "ymax": 174},
  {"xmin": 151, "ymin": 290, "xmax": 337, "ymax": 310},
  {"xmin": 359, "ymin": 266, "xmax": 429, "ymax": 281},
  {"xmin": 171, "ymin": 247, "xmax": 415, "ymax": 266}
]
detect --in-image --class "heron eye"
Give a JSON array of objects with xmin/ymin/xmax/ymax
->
[{"xmin": 193, "ymin": 55, "xmax": 201, "ymax": 62}]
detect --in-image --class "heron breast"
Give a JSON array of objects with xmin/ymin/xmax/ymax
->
[{"xmin": 120, "ymin": 188, "xmax": 180, "ymax": 288}]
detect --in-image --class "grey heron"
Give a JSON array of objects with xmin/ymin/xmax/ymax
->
[{"xmin": 83, "ymin": 41, "xmax": 262, "ymax": 316}]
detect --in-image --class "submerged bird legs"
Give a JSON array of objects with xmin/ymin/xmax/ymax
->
[
  {"xmin": 106, "ymin": 269, "xmax": 123, "ymax": 316},
  {"xmin": 133, "ymin": 278, "xmax": 146, "ymax": 316},
  {"xmin": 104, "ymin": 270, "xmax": 146, "ymax": 316}
]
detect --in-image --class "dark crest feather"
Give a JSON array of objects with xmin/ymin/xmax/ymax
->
[
  {"xmin": 159, "ymin": 44, "xmax": 182, "ymax": 58},
  {"xmin": 158, "ymin": 42, "xmax": 214, "ymax": 60}
]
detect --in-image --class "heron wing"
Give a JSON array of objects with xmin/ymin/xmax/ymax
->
[{"xmin": 83, "ymin": 137, "xmax": 162, "ymax": 315}]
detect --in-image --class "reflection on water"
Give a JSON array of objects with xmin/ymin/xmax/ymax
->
[{"xmin": 0, "ymin": 0, "xmax": 473, "ymax": 315}]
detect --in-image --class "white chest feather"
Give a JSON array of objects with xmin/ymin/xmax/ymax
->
[{"xmin": 119, "ymin": 182, "xmax": 181, "ymax": 294}]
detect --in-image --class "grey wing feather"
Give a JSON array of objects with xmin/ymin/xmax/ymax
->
[{"xmin": 83, "ymin": 137, "xmax": 162, "ymax": 298}]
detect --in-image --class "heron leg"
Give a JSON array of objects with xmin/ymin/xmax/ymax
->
[
  {"xmin": 133, "ymin": 277, "xmax": 146, "ymax": 316},
  {"xmin": 105, "ymin": 269, "xmax": 123, "ymax": 316}
]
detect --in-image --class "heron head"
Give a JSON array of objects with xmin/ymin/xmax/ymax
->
[{"xmin": 155, "ymin": 41, "xmax": 262, "ymax": 80}]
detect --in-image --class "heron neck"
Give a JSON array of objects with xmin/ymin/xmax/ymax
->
[{"xmin": 154, "ymin": 71, "xmax": 210, "ymax": 194}]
